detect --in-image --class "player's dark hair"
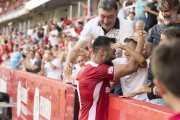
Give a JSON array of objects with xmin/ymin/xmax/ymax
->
[
  {"xmin": 93, "ymin": 36, "xmax": 116, "ymax": 54},
  {"xmin": 152, "ymin": 40, "xmax": 180, "ymax": 98},
  {"xmin": 124, "ymin": 38, "xmax": 137, "ymax": 48}
]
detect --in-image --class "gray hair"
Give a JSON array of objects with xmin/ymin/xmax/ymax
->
[
  {"xmin": 157, "ymin": 0, "xmax": 180, "ymax": 13},
  {"xmin": 98, "ymin": 0, "xmax": 118, "ymax": 12},
  {"xmin": 136, "ymin": 20, "xmax": 145, "ymax": 26}
]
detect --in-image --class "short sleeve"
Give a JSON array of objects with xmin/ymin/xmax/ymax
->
[
  {"xmin": 52, "ymin": 59, "xmax": 61, "ymax": 68},
  {"xmin": 79, "ymin": 19, "xmax": 94, "ymax": 42},
  {"xmin": 35, "ymin": 61, "xmax": 41, "ymax": 67},
  {"xmin": 96, "ymin": 65, "xmax": 115, "ymax": 81},
  {"xmin": 146, "ymin": 27, "xmax": 154, "ymax": 43}
]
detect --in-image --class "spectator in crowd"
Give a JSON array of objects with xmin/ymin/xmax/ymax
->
[
  {"xmin": 52, "ymin": 45, "xmax": 61, "ymax": 57},
  {"xmin": 58, "ymin": 36, "xmax": 65, "ymax": 51},
  {"xmin": 36, "ymin": 27, "xmax": 44, "ymax": 42},
  {"xmin": 44, "ymin": 24, "xmax": 51, "ymax": 45},
  {"xmin": 70, "ymin": 21, "xmax": 84, "ymax": 36},
  {"xmin": 127, "ymin": 12, "xmax": 135, "ymax": 24},
  {"xmin": 38, "ymin": 41, "xmax": 44, "ymax": 55},
  {"xmin": 64, "ymin": 0, "xmax": 134, "ymax": 75},
  {"xmin": 10, "ymin": 44, "xmax": 22, "ymax": 70},
  {"xmin": 67, "ymin": 33, "xmax": 73, "ymax": 51},
  {"xmin": 42, "ymin": 50, "xmax": 62, "ymax": 80},
  {"xmin": 76, "ymin": 35, "xmax": 143, "ymax": 120},
  {"xmin": 7, "ymin": 36, "xmax": 14, "ymax": 45},
  {"xmin": 2, "ymin": 39, "xmax": 8, "ymax": 54},
  {"xmin": 34, "ymin": 44, "xmax": 39, "ymax": 51},
  {"xmin": 144, "ymin": 0, "xmax": 159, "ymax": 32},
  {"xmin": 143, "ymin": 0, "xmax": 180, "ymax": 106},
  {"xmin": 3, "ymin": 44, "xmax": 13, "ymax": 60},
  {"xmin": 116, "ymin": 0, "xmax": 127, "ymax": 19},
  {"xmin": 80, "ymin": 0, "xmax": 92, "ymax": 16},
  {"xmin": 23, "ymin": 52, "xmax": 42, "ymax": 74},
  {"xmin": 49, "ymin": 24, "xmax": 58, "ymax": 47},
  {"xmin": 135, "ymin": 20, "xmax": 148, "ymax": 38},
  {"xmin": 111, "ymin": 37, "xmax": 148, "ymax": 101},
  {"xmin": 127, "ymin": 0, "xmax": 147, "ymax": 24},
  {"xmin": 151, "ymin": 40, "xmax": 180, "ymax": 120}
]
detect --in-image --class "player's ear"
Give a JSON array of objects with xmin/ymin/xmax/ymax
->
[
  {"xmin": 153, "ymin": 78, "xmax": 166, "ymax": 97},
  {"xmin": 100, "ymin": 48, "xmax": 105, "ymax": 56}
]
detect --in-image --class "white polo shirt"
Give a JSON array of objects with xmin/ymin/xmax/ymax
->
[{"xmin": 80, "ymin": 17, "xmax": 134, "ymax": 58}]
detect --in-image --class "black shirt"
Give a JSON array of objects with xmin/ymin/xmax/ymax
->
[
  {"xmin": 145, "ymin": 1, "xmax": 158, "ymax": 32},
  {"xmin": 32, "ymin": 60, "xmax": 42, "ymax": 74},
  {"xmin": 38, "ymin": 28, "xmax": 44, "ymax": 38}
]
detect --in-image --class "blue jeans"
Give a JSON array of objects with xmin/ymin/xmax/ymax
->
[
  {"xmin": 114, "ymin": 83, "xmax": 123, "ymax": 96},
  {"xmin": 134, "ymin": 16, "xmax": 147, "ymax": 25},
  {"xmin": 149, "ymin": 98, "xmax": 168, "ymax": 107}
]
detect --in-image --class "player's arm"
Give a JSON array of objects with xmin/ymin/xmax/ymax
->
[
  {"xmin": 112, "ymin": 33, "xmax": 145, "ymax": 80},
  {"xmin": 110, "ymin": 80, "xmax": 120, "ymax": 91}
]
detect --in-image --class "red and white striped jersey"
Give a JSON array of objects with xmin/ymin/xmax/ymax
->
[{"xmin": 76, "ymin": 61, "xmax": 115, "ymax": 120}]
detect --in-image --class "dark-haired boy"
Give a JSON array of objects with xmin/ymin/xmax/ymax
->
[{"xmin": 112, "ymin": 38, "xmax": 148, "ymax": 101}]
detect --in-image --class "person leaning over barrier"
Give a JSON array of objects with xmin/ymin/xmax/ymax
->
[
  {"xmin": 151, "ymin": 40, "xmax": 180, "ymax": 120},
  {"xmin": 64, "ymin": 0, "xmax": 134, "ymax": 76},
  {"xmin": 76, "ymin": 34, "xmax": 145, "ymax": 120}
]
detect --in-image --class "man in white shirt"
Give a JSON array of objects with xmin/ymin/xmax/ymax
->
[
  {"xmin": 29, "ymin": 50, "xmax": 37, "ymax": 65},
  {"xmin": 49, "ymin": 24, "xmax": 58, "ymax": 47},
  {"xmin": 64, "ymin": 0, "xmax": 134, "ymax": 75},
  {"xmin": 111, "ymin": 37, "xmax": 148, "ymax": 101}
]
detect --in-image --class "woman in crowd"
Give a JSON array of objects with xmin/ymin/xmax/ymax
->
[
  {"xmin": 127, "ymin": 0, "xmax": 147, "ymax": 24},
  {"xmin": 3, "ymin": 44, "xmax": 13, "ymax": 60},
  {"xmin": 41, "ymin": 50, "xmax": 62, "ymax": 80}
]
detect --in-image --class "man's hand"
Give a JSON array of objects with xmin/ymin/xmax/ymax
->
[
  {"xmin": 63, "ymin": 63, "xmax": 73, "ymax": 76},
  {"xmin": 111, "ymin": 43, "xmax": 125, "ymax": 50},
  {"xmin": 120, "ymin": 92, "xmax": 138, "ymax": 98},
  {"xmin": 136, "ymin": 82, "xmax": 151, "ymax": 94},
  {"xmin": 74, "ymin": 48, "xmax": 86, "ymax": 57}
]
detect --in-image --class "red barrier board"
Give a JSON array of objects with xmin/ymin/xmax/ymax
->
[
  {"xmin": 0, "ymin": 67, "xmax": 176, "ymax": 120},
  {"xmin": 0, "ymin": 67, "xmax": 77, "ymax": 120},
  {"xmin": 108, "ymin": 94, "xmax": 174, "ymax": 120}
]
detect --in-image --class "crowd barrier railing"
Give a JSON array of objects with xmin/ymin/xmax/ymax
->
[
  {"xmin": 0, "ymin": 67, "xmax": 78, "ymax": 120},
  {"xmin": 0, "ymin": 67, "xmax": 175, "ymax": 120}
]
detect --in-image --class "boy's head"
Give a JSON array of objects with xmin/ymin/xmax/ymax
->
[
  {"xmin": 129, "ymin": 12, "xmax": 135, "ymax": 21},
  {"xmin": 124, "ymin": 38, "xmax": 137, "ymax": 61},
  {"xmin": 160, "ymin": 27, "xmax": 180, "ymax": 45},
  {"xmin": 152, "ymin": 40, "xmax": 180, "ymax": 108},
  {"xmin": 13, "ymin": 44, "xmax": 19, "ymax": 52}
]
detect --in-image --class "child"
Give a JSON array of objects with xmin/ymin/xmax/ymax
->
[{"xmin": 112, "ymin": 38, "xmax": 148, "ymax": 101}]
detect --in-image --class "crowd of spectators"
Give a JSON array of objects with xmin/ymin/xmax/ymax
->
[{"xmin": 1, "ymin": 0, "xmax": 180, "ymax": 119}]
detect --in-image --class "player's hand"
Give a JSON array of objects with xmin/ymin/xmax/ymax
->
[
  {"xmin": 74, "ymin": 48, "xmax": 86, "ymax": 57},
  {"xmin": 120, "ymin": 92, "xmax": 137, "ymax": 98},
  {"xmin": 111, "ymin": 43, "xmax": 125, "ymax": 50},
  {"xmin": 136, "ymin": 82, "xmax": 151, "ymax": 94},
  {"xmin": 63, "ymin": 63, "xmax": 73, "ymax": 76}
]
